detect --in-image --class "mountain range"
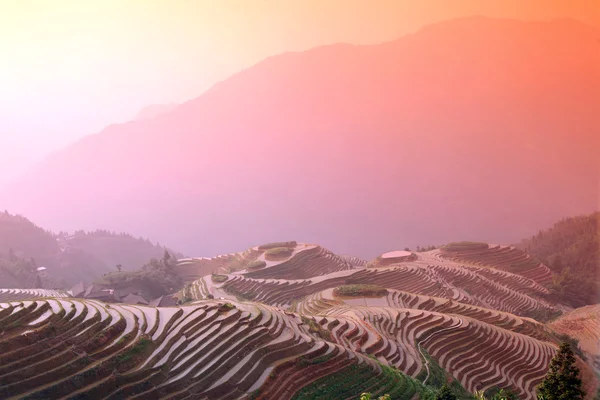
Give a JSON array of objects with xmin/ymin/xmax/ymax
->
[
  {"xmin": 0, "ymin": 212, "xmax": 182, "ymax": 287},
  {"xmin": 2, "ymin": 16, "xmax": 599, "ymax": 258}
]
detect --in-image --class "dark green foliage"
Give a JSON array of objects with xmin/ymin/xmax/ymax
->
[
  {"xmin": 292, "ymin": 362, "xmax": 435, "ymax": 400},
  {"xmin": 117, "ymin": 337, "xmax": 153, "ymax": 364},
  {"xmin": 359, "ymin": 394, "xmax": 391, "ymax": 400},
  {"xmin": 494, "ymin": 389, "xmax": 516, "ymax": 400},
  {"xmin": 247, "ymin": 260, "xmax": 267, "ymax": 270},
  {"xmin": 554, "ymin": 334, "xmax": 586, "ymax": 361},
  {"xmin": 301, "ymin": 316, "xmax": 332, "ymax": 341},
  {"xmin": 265, "ymin": 247, "xmax": 293, "ymax": 256},
  {"xmin": 516, "ymin": 212, "xmax": 599, "ymax": 306},
  {"xmin": 522, "ymin": 308, "xmax": 562, "ymax": 323},
  {"xmin": 94, "ymin": 256, "xmax": 183, "ymax": 299},
  {"xmin": 211, "ymin": 274, "xmax": 229, "ymax": 283},
  {"xmin": 416, "ymin": 349, "xmax": 473, "ymax": 400},
  {"xmin": 221, "ymin": 302, "xmax": 236, "ymax": 310},
  {"xmin": 222, "ymin": 285, "xmax": 257, "ymax": 301},
  {"xmin": 334, "ymin": 284, "xmax": 388, "ymax": 297},
  {"xmin": 416, "ymin": 245, "xmax": 438, "ymax": 252},
  {"xmin": 443, "ymin": 242, "xmax": 489, "ymax": 252},
  {"xmin": 180, "ymin": 295, "xmax": 193, "ymax": 304},
  {"xmin": 547, "ymin": 268, "xmax": 598, "ymax": 308},
  {"xmin": 537, "ymin": 342, "xmax": 585, "ymax": 400},
  {"xmin": 258, "ymin": 241, "xmax": 297, "ymax": 250},
  {"xmin": 296, "ymin": 353, "xmax": 333, "ymax": 367},
  {"xmin": 435, "ymin": 385, "xmax": 457, "ymax": 400},
  {"xmin": 483, "ymin": 387, "xmax": 517, "ymax": 399}
]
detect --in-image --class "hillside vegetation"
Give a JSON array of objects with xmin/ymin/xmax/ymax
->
[
  {"xmin": 516, "ymin": 212, "xmax": 600, "ymax": 307},
  {"xmin": 0, "ymin": 212, "xmax": 181, "ymax": 288},
  {"xmin": 61, "ymin": 229, "xmax": 183, "ymax": 271},
  {"xmin": 0, "ymin": 212, "xmax": 59, "ymax": 265},
  {"xmin": 94, "ymin": 252, "xmax": 184, "ymax": 299}
]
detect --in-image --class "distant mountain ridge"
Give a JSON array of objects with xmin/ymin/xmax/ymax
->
[
  {"xmin": 2, "ymin": 16, "xmax": 599, "ymax": 258},
  {"xmin": 0, "ymin": 212, "xmax": 182, "ymax": 287},
  {"xmin": 133, "ymin": 103, "xmax": 178, "ymax": 121},
  {"xmin": 515, "ymin": 212, "xmax": 600, "ymax": 307}
]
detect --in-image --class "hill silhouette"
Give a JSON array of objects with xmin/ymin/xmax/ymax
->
[
  {"xmin": 0, "ymin": 212, "xmax": 182, "ymax": 287},
  {"xmin": 516, "ymin": 212, "xmax": 600, "ymax": 307},
  {"xmin": 2, "ymin": 16, "xmax": 599, "ymax": 258}
]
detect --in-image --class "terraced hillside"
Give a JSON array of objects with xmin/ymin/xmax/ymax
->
[
  {"xmin": 174, "ymin": 246, "xmax": 263, "ymax": 283},
  {"xmin": 550, "ymin": 305, "xmax": 600, "ymax": 365},
  {"xmin": 0, "ymin": 298, "xmax": 435, "ymax": 399},
  {"xmin": 2, "ymin": 242, "xmax": 592, "ymax": 399},
  {"xmin": 321, "ymin": 306, "xmax": 557, "ymax": 398},
  {"xmin": 295, "ymin": 288, "xmax": 551, "ymax": 342},
  {"xmin": 549, "ymin": 304, "xmax": 600, "ymax": 396},
  {"xmin": 0, "ymin": 288, "xmax": 71, "ymax": 302},
  {"xmin": 174, "ymin": 243, "xmax": 357, "ymax": 284},
  {"xmin": 439, "ymin": 242, "xmax": 553, "ymax": 285},
  {"xmin": 216, "ymin": 259, "xmax": 557, "ymax": 318}
]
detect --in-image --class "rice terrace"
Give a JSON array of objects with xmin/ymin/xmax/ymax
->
[
  {"xmin": 0, "ymin": 2, "xmax": 598, "ymax": 399},
  {"xmin": 1, "ymin": 236, "xmax": 598, "ymax": 399}
]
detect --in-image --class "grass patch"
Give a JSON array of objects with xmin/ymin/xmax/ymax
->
[
  {"xmin": 222, "ymin": 285, "xmax": 256, "ymax": 302},
  {"xmin": 523, "ymin": 308, "xmax": 562, "ymax": 323},
  {"xmin": 211, "ymin": 274, "xmax": 229, "ymax": 283},
  {"xmin": 302, "ymin": 316, "xmax": 333, "ymax": 341},
  {"xmin": 117, "ymin": 337, "xmax": 153, "ymax": 364},
  {"xmin": 247, "ymin": 260, "xmax": 267, "ymax": 270},
  {"xmin": 292, "ymin": 360, "xmax": 435, "ymax": 400},
  {"xmin": 265, "ymin": 247, "xmax": 293, "ymax": 255},
  {"xmin": 258, "ymin": 241, "xmax": 297, "ymax": 250},
  {"xmin": 264, "ymin": 247, "xmax": 294, "ymax": 261},
  {"xmin": 416, "ymin": 349, "xmax": 472, "ymax": 399},
  {"xmin": 484, "ymin": 386, "xmax": 519, "ymax": 399},
  {"xmin": 220, "ymin": 302, "xmax": 236, "ymax": 310},
  {"xmin": 443, "ymin": 242, "xmax": 489, "ymax": 252},
  {"xmin": 334, "ymin": 284, "xmax": 388, "ymax": 297}
]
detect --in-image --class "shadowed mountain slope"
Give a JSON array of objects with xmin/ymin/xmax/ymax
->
[{"xmin": 2, "ymin": 17, "xmax": 599, "ymax": 258}]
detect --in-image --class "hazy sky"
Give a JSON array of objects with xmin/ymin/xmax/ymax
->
[{"xmin": 1, "ymin": 0, "xmax": 598, "ymax": 187}]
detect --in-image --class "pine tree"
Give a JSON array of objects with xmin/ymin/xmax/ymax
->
[
  {"xmin": 435, "ymin": 385, "xmax": 457, "ymax": 400},
  {"xmin": 537, "ymin": 342, "xmax": 585, "ymax": 400}
]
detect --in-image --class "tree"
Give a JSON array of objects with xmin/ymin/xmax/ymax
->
[
  {"xmin": 435, "ymin": 385, "xmax": 457, "ymax": 400},
  {"xmin": 491, "ymin": 389, "xmax": 516, "ymax": 400},
  {"xmin": 537, "ymin": 342, "xmax": 585, "ymax": 400},
  {"xmin": 474, "ymin": 388, "xmax": 516, "ymax": 400},
  {"xmin": 359, "ymin": 394, "xmax": 390, "ymax": 400},
  {"xmin": 116, "ymin": 264, "xmax": 122, "ymax": 272}
]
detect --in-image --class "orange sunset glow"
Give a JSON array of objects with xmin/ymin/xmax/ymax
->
[{"xmin": 0, "ymin": 2, "xmax": 599, "ymax": 398}]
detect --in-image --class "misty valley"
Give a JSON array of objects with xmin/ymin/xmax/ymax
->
[{"xmin": 1, "ymin": 7, "xmax": 598, "ymax": 400}]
